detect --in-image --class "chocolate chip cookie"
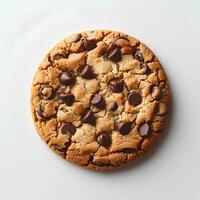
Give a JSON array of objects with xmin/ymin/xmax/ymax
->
[{"xmin": 31, "ymin": 30, "xmax": 170, "ymax": 171}]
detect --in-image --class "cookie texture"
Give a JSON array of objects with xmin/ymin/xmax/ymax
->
[{"xmin": 31, "ymin": 30, "xmax": 170, "ymax": 171}]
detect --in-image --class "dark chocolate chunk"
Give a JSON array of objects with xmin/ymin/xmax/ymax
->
[
  {"xmin": 107, "ymin": 47, "xmax": 121, "ymax": 62},
  {"xmin": 139, "ymin": 123, "xmax": 149, "ymax": 136},
  {"xmin": 83, "ymin": 38, "xmax": 97, "ymax": 51},
  {"xmin": 36, "ymin": 105, "xmax": 45, "ymax": 119},
  {"xmin": 135, "ymin": 52, "xmax": 144, "ymax": 62},
  {"xmin": 80, "ymin": 65, "xmax": 95, "ymax": 79},
  {"xmin": 117, "ymin": 121, "xmax": 132, "ymax": 135},
  {"xmin": 110, "ymin": 79, "xmax": 124, "ymax": 93},
  {"xmin": 109, "ymin": 102, "xmax": 118, "ymax": 111},
  {"xmin": 60, "ymin": 122, "xmax": 76, "ymax": 135},
  {"xmin": 97, "ymin": 133, "xmax": 112, "ymax": 148},
  {"xmin": 60, "ymin": 71, "xmax": 75, "ymax": 86},
  {"xmin": 82, "ymin": 109, "xmax": 96, "ymax": 126},
  {"xmin": 91, "ymin": 94, "xmax": 105, "ymax": 109},
  {"xmin": 128, "ymin": 91, "xmax": 142, "ymax": 106},
  {"xmin": 59, "ymin": 93, "xmax": 75, "ymax": 106}
]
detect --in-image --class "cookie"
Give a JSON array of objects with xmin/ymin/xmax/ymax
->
[{"xmin": 30, "ymin": 30, "xmax": 170, "ymax": 171}]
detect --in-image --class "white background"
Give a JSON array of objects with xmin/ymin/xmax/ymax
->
[{"xmin": 0, "ymin": 0, "xmax": 200, "ymax": 199}]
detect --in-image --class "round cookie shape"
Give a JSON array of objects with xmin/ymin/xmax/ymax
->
[{"xmin": 31, "ymin": 30, "xmax": 170, "ymax": 171}]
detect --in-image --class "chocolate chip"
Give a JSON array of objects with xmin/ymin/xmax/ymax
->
[
  {"xmin": 135, "ymin": 52, "xmax": 144, "ymax": 62},
  {"xmin": 59, "ymin": 93, "xmax": 75, "ymax": 106},
  {"xmin": 107, "ymin": 47, "xmax": 121, "ymax": 62},
  {"xmin": 151, "ymin": 86, "xmax": 161, "ymax": 100},
  {"xmin": 128, "ymin": 91, "xmax": 142, "ymax": 106},
  {"xmin": 97, "ymin": 133, "xmax": 112, "ymax": 148},
  {"xmin": 82, "ymin": 109, "xmax": 96, "ymax": 125},
  {"xmin": 60, "ymin": 122, "xmax": 76, "ymax": 135},
  {"xmin": 39, "ymin": 85, "xmax": 54, "ymax": 100},
  {"xmin": 83, "ymin": 38, "xmax": 96, "ymax": 51},
  {"xmin": 110, "ymin": 79, "xmax": 124, "ymax": 93},
  {"xmin": 117, "ymin": 121, "xmax": 132, "ymax": 135},
  {"xmin": 36, "ymin": 105, "xmax": 44, "ymax": 118},
  {"xmin": 159, "ymin": 90, "xmax": 164, "ymax": 100},
  {"xmin": 156, "ymin": 102, "xmax": 167, "ymax": 116},
  {"xmin": 122, "ymin": 148, "xmax": 135, "ymax": 153},
  {"xmin": 140, "ymin": 63, "xmax": 151, "ymax": 74},
  {"xmin": 60, "ymin": 71, "xmax": 75, "ymax": 86},
  {"xmin": 36, "ymin": 105, "xmax": 45, "ymax": 119},
  {"xmin": 109, "ymin": 102, "xmax": 118, "ymax": 111},
  {"xmin": 53, "ymin": 143, "xmax": 68, "ymax": 152},
  {"xmin": 51, "ymin": 52, "xmax": 65, "ymax": 60},
  {"xmin": 151, "ymin": 85, "xmax": 158, "ymax": 93},
  {"xmin": 112, "ymin": 36, "xmax": 129, "ymax": 45},
  {"xmin": 80, "ymin": 65, "xmax": 95, "ymax": 79},
  {"xmin": 91, "ymin": 94, "xmax": 105, "ymax": 109},
  {"xmin": 139, "ymin": 123, "xmax": 149, "ymax": 136}
]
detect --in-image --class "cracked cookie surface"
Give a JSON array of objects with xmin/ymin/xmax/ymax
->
[{"xmin": 31, "ymin": 30, "xmax": 170, "ymax": 171}]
